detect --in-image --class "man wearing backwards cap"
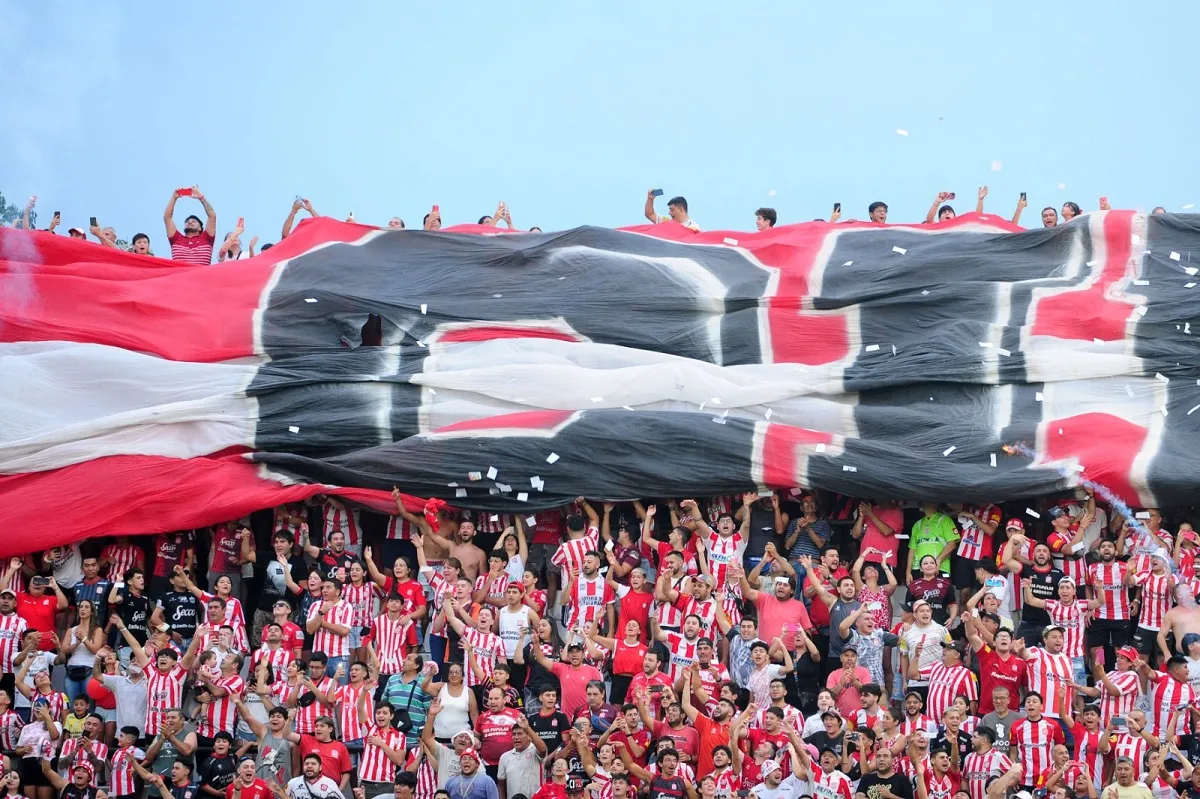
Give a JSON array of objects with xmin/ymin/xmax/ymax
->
[
  {"xmin": 1076, "ymin": 647, "xmax": 1142, "ymax": 728},
  {"xmin": 748, "ymin": 757, "xmax": 806, "ymax": 799},
  {"xmin": 444, "ymin": 747, "xmax": 498, "ymax": 799},
  {"xmin": 39, "ymin": 759, "xmax": 100, "ymax": 799}
]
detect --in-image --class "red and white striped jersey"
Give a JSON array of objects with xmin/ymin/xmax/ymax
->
[
  {"xmin": 848, "ymin": 706, "xmax": 884, "ymax": 733},
  {"xmin": 720, "ymin": 581, "xmax": 744, "ymax": 627},
  {"xmin": 568, "ymin": 575, "xmax": 615, "ymax": 630},
  {"xmin": 900, "ymin": 715, "xmax": 938, "ymax": 738},
  {"xmin": 711, "ymin": 766, "xmax": 741, "ymax": 799},
  {"xmin": 475, "ymin": 572, "xmax": 511, "ymax": 606},
  {"xmin": 294, "ymin": 676, "xmax": 334, "ymax": 734},
  {"xmin": 692, "ymin": 662, "xmax": 730, "ymax": 715},
  {"xmin": 342, "ymin": 581, "xmax": 374, "ymax": 629},
  {"xmin": 654, "ymin": 576, "xmax": 689, "ymax": 628},
  {"xmin": 812, "ymin": 768, "xmax": 853, "ymax": 799},
  {"xmin": 100, "ymin": 543, "xmax": 141, "ymax": 583},
  {"xmin": 336, "ymin": 681, "xmax": 375, "ymax": 742},
  {"xmin": 924, "ymin": 663, "xmax": 979, "ymax": 721},
  {"xmin": 197, "ymin": 674, "xmax": 244, "ymax": 738},
  {"xmin": 358, "ymin": 724, "xmax": 405, "ymax": 781},
  {"xmin": 1087, "ymin": 562, "xmax": 1130, "ymax": 621},
  {"xmin": 307, "ymin": 599, "xmax": 353, "ymax": 658},
  {"xmin": 1133, "ymin": 571, "xmax": 1175, "ymax": 631},
  {"xmin": 144, "ymin": 664, "xmax": 188, "ymax": 735},
  {"xmin": 251, "ymin": 645, "xmax": 294, "ymax": 675},
  {"xmin": 200, "ymin": 591, "xmax": 249, "ymax": 653},
  {"xmin": 1025, "ymin": 648, "xmax": 1074, "ymax": 719},
  {"xmin": 704, "ymin": 495, "xmax": 736, "ymax": 525},
  {"xmin": 0, "ymin": 709, "xmax": 22, "ymax": 751},
  {"xmin": 385, "ymin": 513, "xmax": 417, "ymax": 540},
  {"xmin": 372, "ymin": 613, "xmax": 418, "ymax": 674},
  {"xmin": 704, "ymin": 530, "xmax": 745, "ymax": 590},
  {"xmin": 896, "ymin": 755, "xmax": 930, "ymax": 781},
  {"xmin": 424, "ymin": 568, "xmax": 455, "ymax": 615},
  {"xmin": 963, "ymin": 748, "xmax": 1012, "ymax": 799},
  {"xmin": 271, "ymin": 679, "xmax": 301, "ymax": 710},
  {"xmin": 0, "ymin": 612, "xmax": 29, "ymax": 673},
  {"xmin": 1111, "ymin": 732, "xmax": 1149, "ymax": 779},
  {"xmin": 961, "ymin": 715, "xmax": 980, "ymax": 736},
  {"xmin": 921, "ymin": 770, "xmax": 960, "ymax": 799},
  {"xmin": 407, "ymin": 749, "xmax": 438, "ymax": 799},
  {"xmin": 58, "ymin": 737, "xmax": 109, "ymax": 785},
  {"xmin": 1148, "ymin": 670, "xmax": 1197, "ymax": 738},
  {"xmin": 29, "ymin": 689, "xmax": 66, "ymax": 723},
  {"xmin": 649, "ymin": 762, "xmax": 695, "ymax": 782},
  {"xmin": 675, "ymin": 596, "xmax": 719, "ymax": 641},
  {"xmin": 1009, "ymin": 717, "xmax": 1063, "ymax": 782},
  {"xmin": 109, "ymin": 744, "xmax": 145, "ymax": 796},
  {"xmin": 1047, "ymin": 527, "xmax": 1088, "ymax": 585},
  {"xmin": 1044, "ymin": 600, "xmax": 1087, "ymax": 658},
  {"xmin": 662, "ymin": 631, "xmax": 700, "ymax": 682},
  {"xmin": 1126, "ymin": 528, "xmax": 1172, "ymax": 575},
  {"xmin": 322, "ymin": 500, "xmax": 361, "ymax": 546},
  {"xmin": 751, "ymin": 704, "xmax": 803, "ymax": 732},
  {"xmin": 273, "ymin": 506, "xmax": 306, "ymax": 538},
  {"xmin": 474, "ymin": 512, "xmax": 514, "ymax": 536},
  {"xmin": 462, "ymin": 627, "xmax": 505, "ymax": 687},
  {"xmin": 957, "ymin": 504, "xmax": 1001, "ymax": 560},
  {"xmin": 1071, "ymin": 726, "xmax": 1106, "ymax": 790},
  {"xmin": 550, "ymin": 527, "xmax": 600, "ymax": 585},
  {"xmin": 0, "ymin": 562, "xmax": 25, "ymax": 595}
]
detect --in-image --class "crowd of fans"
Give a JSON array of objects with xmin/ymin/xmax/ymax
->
[
  {"xmin": 2, "ymin": 188, "xmax": 1199, "ymax": 799},
  {"xmin": 0, "ymin": 489, "xmax": 1199, "ymax": 799}
]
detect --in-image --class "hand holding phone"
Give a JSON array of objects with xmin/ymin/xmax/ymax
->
[
  {"xmin": 236, "ymin": 217, "xmax": 245, "ymax": 230},
  {"xmin": 89, "ymin": 217, "xmax": 98, "ymax": 228},
  {"xmin": 946, "ymin": 192, "xmax": 956, "ymax": 201},
  {"xmin": 432, "ymin": 205, "xmax": 439, "ymax": 213},
  {"xmin": 833, "ymin": 202, "xmax": 842, "ymax": 213},
  {"xmin": 651, "ymin": 189, "xmax": 664, "ymax": 198},
  {"xmin": 1020, "ymin": 192, "xmax": 1027, "ymax": 202},
  {"xmin": 177, "ymin": 187, "xmax": 193, "ymax": 197}
]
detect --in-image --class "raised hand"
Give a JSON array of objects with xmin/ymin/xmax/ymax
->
[
  {"xmin": 645, "ymin": 504, "xmax": 657, "ymax": 518},
  {"xmin": 978, "ymin": 186, "xmax": 989, "ymax": 201}
]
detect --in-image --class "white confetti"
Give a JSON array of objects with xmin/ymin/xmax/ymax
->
[
  {"xmin": 1184, "ymin": 203, "xmax": 1196, "ymax": 209},
  {"xmin": 1093, "ymin": 338, "xmax": 1104, "ymax": 344},
  {"xmin": 1186, "ymin": 267, "xmax": 1198, "ymax": 275},
  {"xmin": 496, "ymin": 483, "xmax": 511, "ymax": 492},
  {"xmin": 489, "ymin": 488, "xmax": 499, "ymax": 495},
  {"xmin": 1058, "ymin": 183, "xmax": 1066, "ymax": 190},
  {"xmin": 1132, "ymin": 234, "xmax": 1141, "ymax": 245},
  {"xmin": 493, "ymin": 293, "xmax": 502, "ymax": 298},
  {"xmin": 711, "ymin": 416, "xmax": 727, "ymax": 425},
  {"xmin": 1156, "ymin": 373, "xmax": 1170, "ymax": 383},
  {"xmin": 990, "ymin": 453, "xmax": 997, "ymax": 467},
  {"xmin": 843, "ymin": 465, "xmax": 858, "ymax": 472},
  {"xmin": 429, "ymin": 388, "xmax": 436, "ymax": 395},
  {"xmin": 1187, "ymin": 323, "xmax": 1192, "ymax": 334},
  {"xmin": 843, "ymin": 261, "xmax": 853, "ymax": 267},
  {"xmin": 487, "ymin": 466, "xmax": 498, "ymax": 479},
  {"xmin": 698, "ymin": 401, "xmax": 706, "ymax": 411},
  {"xmin": 530, "ymin": 476, "xmax": 541, "ymax": 488},
  {"xmin": 896, "ymin": 128, "xmax": 909, "ymax": 137},
  {"xmin": 1026, "ymin": 508, "xmax": 1041, "ymax": 519},
  {"xmin": 1134, "ymin": 279, "xmax": 1150, "ymax": 286},
  {"xmin": 722, "ymin": 237, "xmax": 739, "ymax": 246},
  {"xmin": 942, "ymin": 446, "xmax": 956, "ymax": 457},
  {"xmin": 997, "ymin": 347, "xmax": 1011, "ymax": 356},
  {"xmin": 892, "ymin": 344, "xmax": 898, "ymax": 356},
  {"xmin": 710, "ymin": 397, "xmax": 721, "ymax": 405},
  {"xmin": 1136, "ymin": 511, "xmax": 1151, "ymax": 519},
  {"xmin": 1086, "ymin": 260, "xmax": 1097, "ymax": 267},
  {"xmin": 1126, "ymin": 385, "xmax": 1135, "ymax": 397},
  {"xmin": 447, "ymin": 482, "xmax": 459, "ymax": 488},
  {"xmin": 1171, "ymin": 251, "xmax": 1181, "ymax": 261},
  {"xmin": 622, "ymin": 405, "xmax": 635, "ymax": 411},
  {"xmin": 1134, "ymin": 306, "xmax": 1148, "ymax": 317},
  {"xmin": 287, "ymin": 425, "xmax": 300, "ymax": 433},
  {"xmin": 1189, "ymin": 404, "xmax": 1200, "ymax": 415},
  {"xmin": 1035, "ymin": 392, "xmax": 1044, "ymax": 401},
  {"xmin": 1188, "ymin": 283, "xmax": 1198, "ymax": 289},
  {"xmin": 546, "ymin": 452, "xmax": 560, "ymax": 464},
  {"xmin": 764, "ymin": 408, "xmax": 773, "ymax": 420},
  {"xmin": 1058, "ymin": 428, "xmax": 1063, "ymax": 435},
  {"xmin": 416, "ymin": 340, "xmax": 425, "ymax": 348},
  {"xmin": 892, "ymin": 246, "xmax": 907, "ymax": 255},
  {"xmin": 490, "ymin": 515, "xmax": 499, "ymax": 522},
  {"xmin": 468, "ymin": 471, "xmax": 482, "ymax": 481},
  {"xmin": 921, "ymin": 290, "xmax": 930, "ymax": 296},
  {"xmin": 304, "ymin": 298, "xmax": 317, "ymax": 303},
  {"xmin": 991, "ymin": 160, "xmax": 1003, "ymax": 172},
  {"xmin": 1161, "ymin": 407, "xmax": 1169, "ymax": 417},
  {"xmin": 525, "ymin": 515, "xmax": 538, "ymax": 527},
  {"xmin": 815, "ymin": 443, "xmax": 826, "ymax": 453},
  {"xmin": 420, "ymin": 303, "xmax": 428, "ymax": 314},
  {"xmin": 591, "ymin": 397, "xmax": 603, "ymax": 402},
  {"xmin": 979, "ymin": 342, "xmax": 992, "ymax": 348},
  {"xmin": 517, "ymin": 492, "xmax": 529, "ymax": 502},
  {"xmin": 865, "ymin": 344, "xmax": 880, "ymax": 352}
]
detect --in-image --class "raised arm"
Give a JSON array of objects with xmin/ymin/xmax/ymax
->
[
  {"xmin": 164, "ymin": 190, "xmax": 181, "ymax": 238},
  {"xmin": 975, "ymin": 185, "xmax": 988, "ymax": 213},
  {"xmin": 643, "ymin": 190, "xmax": 659, "ymax": 224},
  {"xmin": 196, "ymin": 187, "xmax": 217, "ymax": 236},
  {"xmin": 1011, "ymin": 195, "xmax": 1027, "ymax": 226}
]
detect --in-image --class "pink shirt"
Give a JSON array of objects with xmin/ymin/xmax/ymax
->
[
  {"xmin": 860, "ymin": 505, "xmax": 904, "ymax": 568},
  {"xmin": 827, "ymin": 666, "xmax": 873, "ymax": 718},
  {"xmin": 753, "ymin": 592, "xmax": 812, "ymax": 644},
  {"xmin": 550, "ymin": 662, "xmax": 603, "ymax": 721}
]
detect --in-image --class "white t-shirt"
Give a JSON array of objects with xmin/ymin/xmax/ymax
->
[
  {"xmin": 15, "ymin": 652, "xmax": 54, "ymax": 708},
  {"xmin": 46, "ymin": 544, "xmax": 83, "ymax": 589},
  {"xmin": 752, "ymin": 774, "xmax": 806, "ymax": 799},
  {"xmin": 286, "ymin": 775, "xmax": 346, "ymax": 799}
]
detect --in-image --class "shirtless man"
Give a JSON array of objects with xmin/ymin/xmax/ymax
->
[
  {"xmin": 1158, "ymin": 583, "xmax": 1200, "ymax": 659},
  {"xmin": 391, "ymin": 489, "xmax": 451, "ymax": 567},
  {"xmin": 424, "ymin": 517, "xmax": 487, "ymax": 581}
]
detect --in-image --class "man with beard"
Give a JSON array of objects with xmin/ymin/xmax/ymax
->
[
  {"xmin": 425, "ymin": 519, "xmax": 488, "ymax": 581},
  {"xmin": 1003, "ymin": 542, "xmax": 1063, "ymax": 647},
  {"xmin": 652, "ymin": 614, "xmax": 704, "ymax": 684},
  {"xmin": 285, "ymin": 753, "xmax": 346, "ymax": 799},
  {"xmin": 626, "ymin": 651, "xmax": 672, "ymax": 718},
  {"xmin": 680, "ymin": 669, "xmax": 738, "ymax": 776},
  {"xmin": 563, "ymin": 552, "xmax": 615, "ymax": 635},
  {"xmin": 855, "ymin": 747, "xmax": 914, "ymax": 799},
  {"xmin": 1086, "ymin": 539, "xmax": 1133, "ymax": 669},
  {"xmin": 444, "ymin": 747, "xmax": 498, "ymax": 799},
  {"xmin": 960, "ymin": 727, "xmax": 1011, "ymax": 799},
  {"xmin": 301, "ymin": 531, "xmax": 357, "ymax": 583},
  {"xmin": 257, "ymin": 534, "xmax": 308, "ymax": 640},
  {"xmin": 151, "ymin": 566, "xmax": 201, "ymax": 650},
  {"xmin": 164, "ymin": 186, "xmax": 217, "ymax": 265},
  {"xmin": 639, "ymin": 698, "xmax": 699, "ymax": 765}
]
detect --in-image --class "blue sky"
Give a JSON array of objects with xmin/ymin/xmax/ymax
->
[{"xmin": 2, "ymin": 2, "xmax": 1198, "ymax": 245}]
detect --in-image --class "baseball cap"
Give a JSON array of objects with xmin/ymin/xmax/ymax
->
[
  {"xmin": 213, "ymin": 731, "xmax": 235, "ymax": 743},
  {"xmin": 1042, "ymin": 625, "xmax": 1066, "ymax": 639},
  {"xmin": 759, "ymin": 759, "xmax": 782, "ymax": 776},
  {"xmin": 566, "ymin": 642, "xmax": 585, "ymax": 651},
  {"xmin": 911, "ymin": 599, "xmax": 931, "ymax": 611},
  {"xmin": 696, "ymin": 574, "xmax": 715, "ymax": 586},
  {"xmin": 945, "ymin": 641, "xmax": 967, "ymax": 656},
  {"xmin": 566, "ymin": 778, "xmax": 586, "ymax": 793},
  {"xmin": 68, "ymin": 226, "xmax": 86, "ymax": 236},
  {"xmin": 1005, "ymin": 518, "xmax": 1025, "ymax": 531},
  {"xmin": 506, "ymin": 581, "xmax": 525, "ymax": 593},
  {"xmin": 459, "ymin": 747, "xmax": 480, "ymax": 763},
  {"xmin": 1046, "ymin": 506, "xmax": 1068, "ymax": 520},
  {"xmin": 1058, "ymin": 577, "xmax": 1076, "ymax": 587},
  {"xmin": 1116, "ymin": 646, "xmax": 1140, "ymax": 662},
  {"xmin": 0, "ymin": 588, "xmax": 15, "ymax": 597},
  {"xmin": 820, "ymin": 710, "xmax": 841, "ymax": 722}
]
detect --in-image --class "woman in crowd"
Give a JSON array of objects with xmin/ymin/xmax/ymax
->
[{"xmin": 60, "ymin": 599, "xmax": 104, "ymax": 702}]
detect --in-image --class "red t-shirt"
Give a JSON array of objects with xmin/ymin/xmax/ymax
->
[
  {"xmin": 532, "ymin": 783, "xmax": 568, "ymax": 799},
  {"xmin": 225, "ymin": 779, "xmax": 272, "ymax": 799},
  {"xmin": 298, "ymin": 736, "xmax": 352, "ymax": 783},
  {"xmin": 617, "ymin": 589, "xmax": 654, "ymax": 646},
  {"xmin": 805, "ymin": 567, "xmax": 850, "ymax": 628},
  {"xmin": 652, "ymin": 720, "xmax": 700, "ymax": 763},
  {"xmin": 381, "ymin": 577, "xmax": 428, "ymax": 615},
  {"xmin": 209, "ymin": 524, "xmax": 242, "ymax": 574},
  {"xmin": 607, "ymin": 728, "xmax": 652, "ymax": 766},
  {"xmin": 975, "ymin": 646, "xmax": 1028, "ymax": 715},
  {"xmin": 530, "ymin": 511, "xmax": 564, "ymax": 546},
  {"xmin": 260, "ymin": 621, "xmax": 305, "ymax": 654},
  {"xmin": 16, "ymin": 593, "xmax": 58, "ymax": 649}
]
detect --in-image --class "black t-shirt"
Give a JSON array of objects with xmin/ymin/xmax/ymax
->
[
  {"xmin": 745, "ymin": 504, "xmax": 785, "ymax": 559},
  {"xmin": 804, "ymin": 731, "xmax": 844, "ymax": 759},
  {"xmin": 526, "ymin": 709, "xmax": 571, "ymax": 752},
  {"xmin": 522, "ymin": 642, "xmax": 559, "ymax": 695},
  {"xmin": 199, "ymin": 754, "xmax": 236, "ymax": 791},
  {"xmin": 261, "ymin": 556, "xmax": 309, "ymax": 611},
  {"xmin": 156, "ymin": 591, "xmax": 200, "ymax": 637},
  {"xmin": 649, "ymin": 774, "xmax": 686, "ymax": 799},
  {"xmin": 116, "ymin": 589, "xmax": 151, "ymax": 644},
  {"xmin": 317, "ymin": 550, "xmax": 357, "ymax": 581},
  {"xmin": 856, "ymin": 772, "xmax": 914, "ymax": 799},
  {"xmin": 931, "ymin": 730, "xmax": 972, "ymax": 770},
  {"xmin": 1020, "ymin": 564, "xmax": 1064, "ymax": 626},
  {"xmin": 60, "ymin": 786, "xmax": 99, "ymax": 799}
]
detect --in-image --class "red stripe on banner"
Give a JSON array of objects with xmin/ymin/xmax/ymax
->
[
  {"xmin": 0, "ymin": 218, "xmax": 372, "ymax": 361},
  {"xmin": 1030, "ymin": 211, "xmax": 1137, "ymax": 341},
  {"xmin": 438, "ymin": 327, "xmax": 582, "ymax": 343},
  {"xmin": 761, "ymin": 424, "xmax": 836, "ymax": 487},
  {"xmin": 0, "ymin": 452, "xmax": 419, "ymax": 557},
  {"xmin": 436, "ymin": 410, "xmax": 575, "ymax": 433},
  {"xmin": 1040, "ymin": 412, "xmax": 1147, "ymax": 505}
]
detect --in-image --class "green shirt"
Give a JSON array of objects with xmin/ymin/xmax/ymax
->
[{"xmin": 909, "ymin": 513, "xmax": 960, "ymax": 573}]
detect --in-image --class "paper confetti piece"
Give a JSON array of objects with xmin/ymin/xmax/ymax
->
[
  {"xmin": 517, "ymin": 492, "xmax": 529, "ymax": 502},
  {"xmin": 591, "ymin": 397, "xmax": 603, "ymax": 402},
  {"xmin": 287, "ymin": 425, "xmax": 300, "ymax": 433},
  {"xmin": 710, "ymin": 397, "xmax": 721, "ymax": 405},
  {"xmin": 1026, "ymin": 508, "xmax": 1041, "ymax": 519},
  {"xmin": 1188, "ymin": 283, "xmax": 1197, "ymax": 289},
  {"xmin": 487, "ymin": 466, "xmax": 498, "ymax": 480},
  {"xmin": 892, "ymin": 246, "xmax": 907, "ymax": 255},
  {"xmin": 1126, "ymin": 385, "xmax": 1135, "ymax": 397},
  {"xmin": 468, "ymin": 471, "xmax": 482, "ymax": 481},
  {"xmin": 1058, "ymin": 428, "xmax": 1063, "ymax": 435},
  {"xmin": 1186, "ymin": 267, "xmax": 1198, "ymax": 275},
  {"xmin": 990, "ymin": 453, "xmax": 997, "ymax": 467},
  {"xmin": 447, "ymin": 482, "xmax": 459, "ymax": 488},
  {"xmin": 711, "ymin": 416, "xmax": 727, "ymax": 425},
  {"xmin": 1134, "ymin": 306, "xmax": 1148, "ymax": 317},
  {"xmin": 764, "ymin": 408, "xmax": 773, "ymax": 420},
  {"xmin": 1186, "ymin": 323, "xmax": 1191, "ymax": 334},
  {"xmin": 942, "ymin": 446, "xmax": 956, "ymax": 456},
  {"xmin": 622, "ymin": 405, "xmax": 635, "ymax": 411},
  {"xmin": 496, "ymin": 483, "xmax": 511, "ymax": 492},
  {"xmin": 815, "ymin": 443, "xmax": 827, "ymax": 453},
  {"xmin": 1093, "ymin": 338, "xmax": 1104, "ymax": 344},
  {"xmin": 979, "ymin": 342, "xmax": 992, "ymax": 348},
  {"xmin": 525, "ymin": 515, "xmax": 537, "ymax": 527},
  {"xmin": 1086, "ymin": 260, "xmax": 1097, "ymax": 267},
  {"xmin": 455, "ymin": 488, "xmax": 467, "ymax": 498},
  {"xmin": 921, "ymin": 290, "xmax": 930, "ymax": 296},
  {"xmin": 1035, "ymin": 392, "xmax": 1044, "ymax": 401},
  {"xmin": 843, "ymin": 465, "xmax": 858, "ymax": 472},
  {"xmin": 490, "ymin": 515, "xmax": 500, "ymax": 522},
  {"xmin": 991, "ymin": 160, "xmax": 1003, "ymax": 171},
  {"xmin": 1132, "ymin": 234, "xmax": 1141, "ymax": 245},
  {"xmin": 1184, "ymin": 203, "xmax": 1196, "ymax": 209},
  {"xmin": 997, "ymin": 348, "xmax": 1011, "ymax": 356},
  {"xmin": 1171, "ymin": 251, "xmax": 1181, "ymax": 261},
  {"xmin": 843, "ymin": 261, "xmax": 853, "ymax": 267},
  {"xmin": 896, "ymin": 129, "xmax": 909, "ymax": 137},
  {"xmin": 722, "ymin": 237, "xmax": 738, "ymax": 246},
  {"xmin": 1156, "ymin": 373, "xmax": 1170, "ymax": 383},
  {"xmin": 1134, "ymin": 279, "xmax": 1149, "ymax": 286},
  {"xmin": 1161, "ymin": 407, "xmax": 1169, "ymax": 417},
  {"xmin": 530, "ymin": 476, "xmax": 541, "ymax": 488},
  {"xmin": 493, "ymin": 293, "xmax": 502, "ymax": 298},
  {"xmin": 420, "ymin": 303, "xmax": 428, "ymax": 314},
  {"xmin": 546, "ymin": 452, "xmax": 559, "ymax": 464},
  {"xmin": 892, "ymin": 344, "xmax": 898, "ymax": 356},
  {"xmin": 1058, "ymin": 183, "xmax": 1066, "ymax": 189},
  {"xmin": 1136, "ymin": 511, "xmax": 1151, "ymax": 519},
  {"xmin": 865, "ymin": 344, "xmax": 880, "ymax": 352},
  {"xmin": 304, "ymin": 298, "xmax": 317, "ymax": 303},
  {"xmin": 1189, "ymin": 404, "xmax": 1200, "ymax": 415}
]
